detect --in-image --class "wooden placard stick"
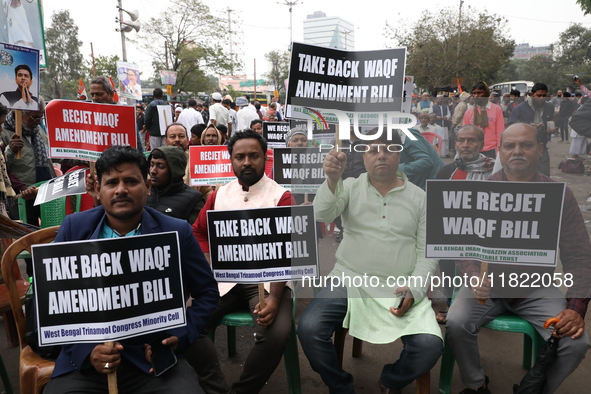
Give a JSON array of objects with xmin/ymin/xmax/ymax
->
[
  {"xmin": 478, "ymin": 262, "xmax": 489, "ymax": 305},
  {"xmin": 103, "ymin": 341, "xmax": 118, "ymax": 394},
  {"xmin": 15, "ymin": 110, "xmax": 22, "ymax": 159},
  {"xmin": 258, "ymin": 283, "xmax": 266, "ymax": 309},
  {"xmin": 304, "ymin": 193, "xmax": 309, "ymax": 203}
]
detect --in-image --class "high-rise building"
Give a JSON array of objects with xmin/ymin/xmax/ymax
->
[
  {"xmin": 303, "ymin": 11, "xmax": 355, "ymax": 50},
  {"xmin": 511, "ymin": 43, "xmax": 551, "ymax": 60}
]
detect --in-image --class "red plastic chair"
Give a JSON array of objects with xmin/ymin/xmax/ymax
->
[{"xmin": 420, "ymin": 132, "xmax": 441, "ymax": 148}]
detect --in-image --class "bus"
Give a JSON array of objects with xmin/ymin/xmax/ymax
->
[{"xmin": 490, "ymin": 81, "xmax": 534, "ymax": 96}]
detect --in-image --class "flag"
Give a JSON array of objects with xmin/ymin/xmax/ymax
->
[
  {"xmin": 456, "ymin": 78, "xmax": 463, "ymax": 93},
  {"xmin": 77, "ymin": 78, "xmax": 87, "ymax": 100},
  {"xmin": 109, "ymin": 76, "xmax": 119, "ymax": 102}
]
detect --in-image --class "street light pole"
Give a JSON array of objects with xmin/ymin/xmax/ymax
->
[
  {"xmin": 118, "ymin": 0, "xmax": 127, "ymax": 61},
  {"xmin": 279, "ymin": 0, "xmax": 302, "ymax": 50}
]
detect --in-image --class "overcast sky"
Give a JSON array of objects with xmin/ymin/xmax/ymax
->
[{"xmin": 43, "ymin": 0, "xmax": 591, "ymax": 83}]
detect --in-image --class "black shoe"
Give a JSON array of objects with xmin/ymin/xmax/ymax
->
[{"xmin": 459, "ymin": 376, "xmax": 491, "ymax": 394}]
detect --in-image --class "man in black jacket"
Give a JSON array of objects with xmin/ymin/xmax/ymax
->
[{"xmin": 146, "ymin": 145, "xmax": 204, "ymax": 225}]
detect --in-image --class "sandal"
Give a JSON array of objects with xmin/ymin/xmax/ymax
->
[{"xmin": 436, "ymin": 308, "xmax": 448, "ymax": 324}]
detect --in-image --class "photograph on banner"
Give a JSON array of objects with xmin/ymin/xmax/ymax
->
[
  {"xmin": 207, "ymin": 205, "xmax": 318, "ymax": 283},
  {"xmin": 285, "ymin": 42, "xmax": 411, "ymax": 134},
  {"xmin": 0, "ymin": 42, "xmax": 39, "ymax": 110},
  {"xmin": 34, "ymin": 168, "xmax": 87, "ymax": 206},
  {"xmin": 273, "ymin": 147, "xmax": 328, "ymax": 194},
  {"xmin": 262, "ymin": 121, "xmax": 290, "ymax": 148},
  {"xmin": 289, "ymin": 119, "xmax": 336, "ymax": 147},
  {"xmin": 45, "ymin": 100, "xmax": 136, "ymax": 161},
  {"xmin": 157, "ymin": 105, "xmax": 173, "ymax": 136},
  {"xmin": 117, "ymin": 61, "xmax": 142, "ymax": 101},
  {"xmin": 159, "ymin": 70, "xmax": 177, "ymax": 86},
  {"xmin": 0, "ymin": 0, "xmax": 47, "ymax": 66},
  {"xmin": 33, "ymin": 232, "xmax": 186, "ymax": 346},
  {"xmin": 425, "ymin": 180, "xmax": 565, "ymax": 266},
  {"xmin": 189, "ymin": 145, "xmax": 274, "ymax": 186}
]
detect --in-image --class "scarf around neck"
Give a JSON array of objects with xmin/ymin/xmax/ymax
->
[{"xmin": 454, "ymin": 153, "xmax": 495, "ymax": 180}]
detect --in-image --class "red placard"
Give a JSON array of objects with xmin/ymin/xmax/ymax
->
[
  {"xmin": 189, "ymin": 145, "xmax": 274, "ymax": 186},
  {"xmin": 46, "ymin": 100, "xmax": 137, "ymax": 162}
]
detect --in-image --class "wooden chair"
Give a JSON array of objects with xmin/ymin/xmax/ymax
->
[{"xmin": 2, "ymin": 227, "xmax": 59, "ymax": 394}]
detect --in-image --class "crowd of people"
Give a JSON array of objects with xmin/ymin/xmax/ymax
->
[{"xmin": 0, "ymin": 74, "xmax": 589, "ymax": 394}]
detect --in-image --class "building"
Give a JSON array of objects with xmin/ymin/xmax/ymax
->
[
  {"xmin": 511, "ymin": 43, "xmax": 551, "ymax": 60},
  {"xmin": 303, "ymin": 11, "xmax": 355, "ymax": 50}
]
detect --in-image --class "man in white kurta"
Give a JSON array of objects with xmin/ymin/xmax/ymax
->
[{"xmin": 298, "ymin": 133, "xmax": 442, "ymax": 393}]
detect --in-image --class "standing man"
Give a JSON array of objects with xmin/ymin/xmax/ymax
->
[
  {"xmin": 1, "ymin": 98, "xmax": 55, "ymax": 226},
  {"xmin": 43, "ymin": 145, "xmax": 219, "ymax": 394},
  {"xmin": 298, "ymin": 133, "xmax": 442, "ymax": 393},
  {"xmin": 177, "ymin": 99, "xmax": 203, "ymax": 138},
  {"xmin": 145, "ymin": 88, "xmax": 168, "ymax": 150},
  {"xmin": 463, "ymin": 81, "xmax": 505, "ymax": 158},
  {"xmin": 430, "ymin": 95, "xmax": 451, "ymax": 153},
  {"xmin": 451, "ymin": 92, "xmax": 471, "ymax": 132},
  {"xmin": 447, "ymin": 123, "xmax": 591, "ymax": 394},
  {"xmin": 417, "ymin": 92, "xmax": 433, "ymax": 114},
  {"xmin": 235, "ymin": 97, "xmax": 259, "ymax": 132},
  {"xmin": 189, "ymin": 129, "xmax": 294, "ymax": 394},
  {"xmin": 507, "ymin": 82, "xmax": 554, "ymax": 176},
  {"xmin": 89, "ymin": 76, "xmax": 116, "ymax": 104},
  {"xmin": 0, "ymin": 64, "xmax": 38, "ymax": 108},
  {"xmin": 208, "ymin": 93, "xmax": 231, "ymax": 135}
]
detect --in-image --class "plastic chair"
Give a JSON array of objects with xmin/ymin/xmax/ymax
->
[
  {"xmin": 438, "ymin": 310, "xmax": 543, "ymax": 393},
  {"xmin": 207, "ymin": 291, "xmax": 301, "ymax": 394},
  {"xmin": 421, "ymin": 131, "xmax": 442, "ymax": 147},
  {"xmin": 18, "ymin": 181, "xmax": 68, "ymax": 228},
  {"xmin": 2, "ymin": 227, "xmax": 59, "ymax": 394}
]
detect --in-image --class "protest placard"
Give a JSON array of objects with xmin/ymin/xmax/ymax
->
[
  {"xmin": 157, "ymin": 105, "xmax": 173, "ymax": 136},
  {"xmin": 425, "ymin": 180, "xmax": 565, "ymax": 266},
  {"xmin": 46, "ymin": 100, "xmax": 137, "ymax": 162},
  {"xmin": 34, "ymin": 168, "xmax": 87, "ymax": 206},
  {"xmin": 0, "ymin": 42, "xmax": 40, "ymax": 111},
  {"xmin": 0, "ymin": 1, "xmax": 47, "ymax": 66},
  {"xmin": 33, "ymin": 232, "xmax": 186, "ymax": 346},
  {"xmin": 263, "ymin": 121, "xmax": 290, "ymax": 148},
  {"xmin": 289, "ymin": 119, "xmax": 336, "ymax": 147},
  {"xmin": 273, "ymin": 147, "xmax": 328, "ymax": 193},
  {"xmin": 286, "ymin": 42, "xmax": 411, "ymax": 132},
  {"xmin": 117, "ymin": 61, "xmax": 142, "ymax": 101},
  {"xmin": 189, "ymin": 145, "xmax": 274, "ymax": 186},
  {"xmin": 207, "ymin": 205, "xmax": 318, "ymax": 283}
]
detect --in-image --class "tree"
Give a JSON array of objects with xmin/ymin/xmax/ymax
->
[
  {"xmin": 41, "ymin": 10, "xmax": 83, "ymax": 99},
  {"xmin": 385, "ymin": 6, "xmax": 514, "ymax": 92},
  {"xmin": 86, "ymin": 54, "xmax": 120, "ymax": 80},
  {"xmin": 264, "ymin": 50, "xmax": 290, "ymax": 96},
  {"xmin": 135, "ymin": 0, "xmax": 239, "ymax": 95},
  {"xmin": 576, "ymin": 0, "xmax": 591, "ymax": 15}
]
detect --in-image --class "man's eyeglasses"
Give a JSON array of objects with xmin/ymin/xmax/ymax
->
[{"xmin": 25, "ymin": 113, "xmax": 44, "ymax": 121}]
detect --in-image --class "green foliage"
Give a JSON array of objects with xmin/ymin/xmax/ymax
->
[
  {"xmin": 135, "ymin": 0, "xmax": 239, "ymax": 96},
  {"xmin": 492, "ymin": 24, "xmax": 591, "ymax": 94},
  {"xmin": 385, "ymin": 6, "xmax": 514, "ymax": 91},
  {"xmin": 85, "ymin": 55, "xmax": 120, "ymax": 81},
  {"xmin": 264, "ymin": 50, "xmax": 290, "ymax": 94},
  {"xmin": 40, "ymin": 10, "xmax": 83, "ymax": 99},
  {"xmin": 576, "ymin": 0, "xmax": 591, "ymax": 15}
]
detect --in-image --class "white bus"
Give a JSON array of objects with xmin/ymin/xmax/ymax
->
[{"xmin": 490, "ymin": 81, "xmax": 534, "ymax": 96}]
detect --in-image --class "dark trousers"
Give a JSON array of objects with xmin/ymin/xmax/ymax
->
[
  {"xmin": 44, "ymin": 357, "xmax": 203, "ymax": 394},
  {"xmin": 186, "ymin": 285, "xmax": 293, "ymax": 394}
]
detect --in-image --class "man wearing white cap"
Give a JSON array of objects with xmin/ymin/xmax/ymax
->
[
  {"xmin": 451, "ymin": 92, "xmax": 471, "ymax": 131},
  {"xmin": 235, "ymin": 96, "xmax": 259, "ymax": 132},
  {"xmin": 208, "ymin": 92, "xmax": 231, "ymax": 133}
]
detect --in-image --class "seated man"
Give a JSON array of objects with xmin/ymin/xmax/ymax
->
[
  {"xmin": 146, "ymin": 145, "xmax": 204, "ymax": 225},
  {"xmin": 44, "ymin": 145, "xmax": 219, "ymax": 394},
  {"xmin": 446, "ymin": 123, "xmax": 591, "ymax": 394},
  {"xmin": 298, "ymin": 133, "xmax": 442, "ymax": 393},
  {"xmin": 190, "ymin": 130, "xmax": 294, "ymax": 394}
]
